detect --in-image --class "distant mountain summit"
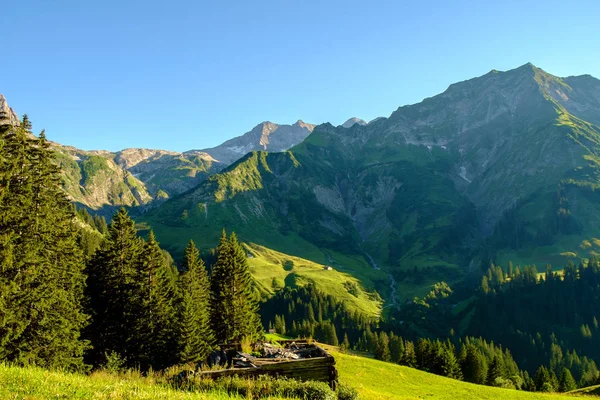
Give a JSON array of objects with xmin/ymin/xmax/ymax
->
[
  {"xmin": 341, "ymin": 117, "xmax": 367, "ymax": 128},
  {"xmin": 197, "ymin": 120, "xmax": 316, "ymax": 165}
]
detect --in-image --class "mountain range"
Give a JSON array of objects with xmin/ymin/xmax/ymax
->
[
  {"xmin": 4, "ymin": 62, "xmax": 600, "ymax": 306},
  {"xmin": 139, "ymin": 63, "xmax": 600, "ymax": 303},
  {"xmin": 1, "ymin": 105, "xmax": 320, "ymax": 213}
]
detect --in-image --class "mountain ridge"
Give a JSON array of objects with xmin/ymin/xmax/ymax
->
[{"xmin": 142, "ymin": 63, "xmax": 600, "ymax": 305}]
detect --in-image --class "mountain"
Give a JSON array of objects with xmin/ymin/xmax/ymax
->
[
  {"xmin": 52, "ymin": 144, "xmax": 220, "ymax": 212},
  {"xmin": 142, "ymin": 63, "xmax": 600, "ymax": 303},
  {"xmin": 196, "ymin": 120, "xmax": 315, "ymax": 165},
  {"xmin": 0, "ymin": 94, "xmax": 18, "ymax": 127},
  {"xmin": 0, "ymin": 94, "xmax": 315, "ymax": 213},
  {"xmin": 341, "ymin": 117, "xmax": 367, "ymax": 128}
]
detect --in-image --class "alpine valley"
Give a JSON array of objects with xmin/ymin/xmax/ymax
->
[{"xmin": 4, "ymin": 62, "xmax": 600, "ymax": 396}]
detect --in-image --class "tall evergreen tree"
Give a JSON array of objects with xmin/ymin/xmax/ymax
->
[
  {"xmin": 178, "ymin": 240, "xmax": 214, "ymax": 364},
  {"xmin": 534, "ymin": 365, "xmax": 554, "ymax": 392},
  {"xmin": 558, "ymin": 367, "xmax": 577, "ymax": 392},
  {"xmin": 132, "ymin": 231, "xmax": 178, "ymax": 369},
  {"xmin": 375, "ymin": 332, "xmax": 391, "ymax": 362},
  {"xmin": 86, "ymin": 208, "xmax": 143, "ymax": 366},
  {"xmin": 462, "ymin": 345, "xmax": 488, "ymax": 384},
  {"xmin": 486, "ymin": 356, "xmax": 505, "ymax": 386},
  {"xmin": 0, "ymin": 121, "xmax": 89, "ymax": 370},
  {"xmin": 210, "ymin": 230, "xmax": 262, "ymax": 345}
]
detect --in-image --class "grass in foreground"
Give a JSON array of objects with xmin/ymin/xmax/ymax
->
[
  {"xmin": 3, "ymin": 343, "xmax": 592, "ymax": 400},
  {"xmin": 0, "ymin": 363, "xmax": 288, "ymax": 400}
]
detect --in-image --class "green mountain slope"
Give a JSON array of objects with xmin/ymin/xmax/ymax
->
[
  {"xmin": 328, "ymin": 346, "xmax": 583, "ymax": 400},
  {"xmin": 142, "ymin": 63, "xmax": 600, "ymax": 304}
]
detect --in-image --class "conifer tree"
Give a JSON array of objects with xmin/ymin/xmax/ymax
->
[
  {"xmin": 462, "ymin": 345, "xmax": 488, "ymax": 384},
  {"xmin": 0, "ymin": 121, "xmax": 89, "ymax": 370},
  {"xmin": 375, "ymin": 331, "xmax": 391, "ymax": 362},
  {"xmin": 86, "ymin": 208, "xmax": 143, "ymax": 366},
  {"xmin": 210, "ymin": 230, "xmax": 262, "ymax": 344},
  {"xmin": 178, "ymin": 240, "xmax": 214, "ymax": 364},
  {"xmin": 340, "ymin": 333, "xmax": 351, "ymax": 352},
  {"xmin": 558, "ymin": 367, "xmax": 577, "ymax": 392},
  {"xmin": 486, "ymin": 356, "xmax": 505, "ymax": 386},
  {"xmin": 132, "ymin": 231, "xmax": 178, "ymax": 369},
  {"xmin": 400, "ymin": 341, "xmax": 417, "ymax": 367},
  {"xmin": 534, "ymin": 365, "xmax": 554, "ymax": 392}
]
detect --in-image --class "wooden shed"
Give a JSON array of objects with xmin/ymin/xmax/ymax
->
[{"xmin": 198, "ymin": 340, "xmax": 338, "ymax": 389}]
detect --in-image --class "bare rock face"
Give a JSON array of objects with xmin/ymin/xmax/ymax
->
[
  {"xmin": 0, "ymin": 94, "xmax": 19, "ymax": 127},
  {"xmin": 198, "ymin": 120, "xmax": 316, "ymax": 165},
  {"xmin": 341, "ymin": 117, "xmax": 367, "ymax": 128}
]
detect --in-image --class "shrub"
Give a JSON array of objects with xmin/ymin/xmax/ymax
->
[
  {"xmin": 103, "ymin": 351, "xmax": 127, "ymax": 373},
  {"xmin": 337, "ymin": 383, "xmax": 359, "ymax": 400}
]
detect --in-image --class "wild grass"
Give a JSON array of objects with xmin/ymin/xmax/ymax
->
[
  {"xmin": 0, "ymin": 363, "xmax": 252, "ymax": 399},
  {"xmin": 325, "ymin": 346, "xmax": 587, "ymax": 400}
]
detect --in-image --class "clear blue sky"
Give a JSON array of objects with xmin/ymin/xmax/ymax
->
[{"xmin": 1, "ymin": 0, "xmax": 599, "ymax": 152}]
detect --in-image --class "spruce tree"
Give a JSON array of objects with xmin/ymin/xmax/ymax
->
[
  {"xmin": 210, "ymin": 230, "xmax": 262, "ymax": 345},
  {"xmin": 132, "ymin": 231, "xmax": 178, "ymax": 369},
  {"xmin": 178, "ymin": 240, "xmax": 214, "ymax": 364},
  {"xmin": 0, "ymin": 121, "xmax": 89, "ymax": 370},
  {"xmin": 534, "ymin": 365, "xmax": 554, "ymax": 392},
  {"xmin": 442, "ymin": 347, "xmax": 463, "ymax": 380},
  {"xmin": 86, "ymin": 208, "xmax": 143, "ymax": 366},
  {"xmin": 400, "ymin": 341, "xmax": 417, "ymax": 367},
  {"xmin": 558, "ymin": 367, "xmax": 577, "ymax": 392},
  {"xmin": 375, "ymin": 332, "xmax": 391, "ymax": 362},
  {"xmin": 462, "ymin": 345, "xmax": 488, "ymax": 384},
  {"xmin": 340, "ymin": 333, "xmax": 351, "ymax": 352},
  {"xmin": 486, "ymin": 356, "xmax": 505, "ymax": 386}
]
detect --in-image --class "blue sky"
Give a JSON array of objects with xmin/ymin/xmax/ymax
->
[{"xmin": 1, "ymin": 0, "xmax": 599, "ymax": 151}]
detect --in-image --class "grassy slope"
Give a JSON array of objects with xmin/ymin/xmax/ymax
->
[
  {"xmin": 328, "ymin": 348, "xmax": 586, "ymax": 400},
  {"xmin": 246, "ymin": 243, "xmax": 382, "ymax": 316},
  {"xmin": 570, "ymin": 384, "xmax": 600, "ymax": 396},
  {"xmin": 1, "ymin": 349, "xmax": 590, "ymax": 400},
  {"xmin": 0, "ymin": 364, "xmax": 287, "ymax": 400}
]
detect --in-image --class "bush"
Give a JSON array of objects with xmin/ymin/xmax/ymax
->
[
  {"xmin": 103, "ymin": 351, "xmax": 127, "ymax": 373},
  {"xmin": 337, "ymin": 384, "xmax": 359, "ymax": 400}
]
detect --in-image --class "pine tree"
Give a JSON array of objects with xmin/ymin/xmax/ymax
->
[
  {"xmin": 86, "ymin": 208, "xmax": 144, "ymax": 367},
  {"xmin": 340, "ymin": 333, "xmax": 351, "ymax": 352},
  {"xmin": 462, "ymin": 345, "xmax": 488, "ymax": 384},
  {"xmin": 486, "ymin": 356, "xmax": 505, "ymax": 386},
  {"xmin": 558, "ymin": 367, "xmax": 577, "ymax": 392},
  {"xmin": 375, "ymin": 332, "xmax": 391, "ymax": 362},
  {"xmin": 0, "ymin": 122, "xmax": 89, "ymax": 370},
  {"xmin": 441, "ymin": 345, "xmax": 462, "ymax": 380},
  {"xmin": 178, "ymin": 240, "xmax": 214, "ymax": 365},
  {"xmin": 131, "ymin": 231, "xmax": 178, "ymax": 369},
  {"xmin": 210, "ymin": 230, "xmax": 262, "ymax": 345},
  {"xmin": 535, "ymin": 365, "xmax": 554, "ymax": 392},
  {"xmin": 401, "ymin": 341, "xmax": 417, "ymax": 367},
  {"xmin": 389, "ymin": 334, "xmax": 404, "ymax": 363}
]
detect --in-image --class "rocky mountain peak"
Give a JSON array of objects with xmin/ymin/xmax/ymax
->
[
  {"xmin": 0, "ymin": 94, "xmax": 19, "ymax": 127},
  {"xmin": 341, "ymin": 117, "xmax": 367, "ymax": 128}
]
